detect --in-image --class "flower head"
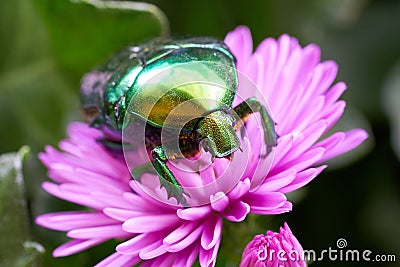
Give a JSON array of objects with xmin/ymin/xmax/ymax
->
[
  {"xmin": 240, "ymin": 222, "xmax": 306, "ymax": 267},
  {"xmin": 36, "ymin": 26, "xmax": 367, "ymax": 266}
]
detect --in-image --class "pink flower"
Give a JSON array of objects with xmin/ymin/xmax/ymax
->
[
  {"xmin": 240, "ymin": 223, "xmax": 306, "ymax": 267},
  {"xmin": 36, "ymin": 26, "xmax": 367, "ymax": 266}
]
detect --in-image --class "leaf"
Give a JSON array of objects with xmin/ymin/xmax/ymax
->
[
  {"xmin": 0, "ymin": 0, "xmax": 78, "ymax": 154},
  {"xmin": 0, "ymin": 147, "xmax": 45, "ymax": 267},
  {"xmin": 33, "ymin": 0, "xmax": 167, "ymax": 79}
]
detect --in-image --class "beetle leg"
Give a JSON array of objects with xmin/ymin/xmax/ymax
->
[
  {"xmin": 151, "ymin": 146, "xmax": 189, "ymax": 206},
  {"xmin": 233, "ymin": 97, "xmax": 278, "ymax": 155},
  {"xmin": 200, "ymin": 138, "xmax": 216, "ymax": 162}
]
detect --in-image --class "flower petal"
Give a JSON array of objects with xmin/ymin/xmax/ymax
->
[
  {"xmin": 95, "ymin": 252, "xmax": 140, "ymax": 267},
  {"xmin": 35, "ymin": 211, "xmax": 116, "ymax": 231},
  {"xmin": 316, "ymin": 129, "xmax": 368, "ymax": 163},
  {"xmin": 53, "ymin": 239, "xmax": 104, "ymax": 257},
  {"xmin": 139, "ymin": 241, "xmax": 168, "ymax": 259},
  {"xmin": 210, "ymin": 192, "xmax": 229, "ymax": 212},
  {"xmin": 163, "ymin": 221, "xmax": 199, "ymax": 245},
  {"xmin": 167, "ymin": 225, "xmax": 203, "ymax": 253},
  {"xmin": 103, "ymin": 207, "xmax": 150, "ymax": 222},
  {"xmin": 279, "ymin": 166, "xmax": 326, "ymax": 194},
  {"xmin": 117, "ymin": 233, "xmax": 159, "ymax": 255},
  {"xmin": 201, "ymin": 217, "xmax": 222, "ymax": 250},
  {"xmin": 42, "ymin": 182, "xmax": 103, "ymax": 209},
  {"xmin": 257, "ymin": 168, "xmax": 297, "ymax": 192},
  {"xmin": 177, "ymin": 206, "xmax": 212, "ymax": 221},
  {"xmin": 199, "ymin": 237, "xmax": 221, "ymax": 267},
  {"xmin": 224, "ymin": 25, "xmax": 253, "ymax": 71},
  {"xmin": 224, "ymin": 200, "xmax": 250, "ymax": 222},
  {"xmin": 67, "ymin": 224, "xmax": 128, "ymax": 239},
  {"xmin": 244, "ymin": 191, "xmax": 291, "ymax": 215},
  {"xmin": 123, "ymin": 214, "xmax": 180, "ymax": 233}
]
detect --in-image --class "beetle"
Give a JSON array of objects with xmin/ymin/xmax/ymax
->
[{"xmin": 80, "ymin": 37, "xmax": 277, "ymax": 205}]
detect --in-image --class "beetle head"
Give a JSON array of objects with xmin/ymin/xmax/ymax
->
[{"xmin": 198, "ymin": 110, "xmax": 240, "ymax": 160}]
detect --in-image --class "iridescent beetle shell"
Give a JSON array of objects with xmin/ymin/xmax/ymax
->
[
  {"xmin": 80, "ymin": 37, "xmax": 277, "ymax": 205},
  {"xmin": 80, "ymin": 37, "xmax": 238, "ymax": 131}
]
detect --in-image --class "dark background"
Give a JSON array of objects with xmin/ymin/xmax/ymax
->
[{"xmin": 0, "ymin": 0, "xmax": 399, "ymax": 266}]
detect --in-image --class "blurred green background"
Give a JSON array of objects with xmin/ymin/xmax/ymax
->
[{"xmin": 0, "ymin": 0, "xmax": 399, "ymax": 266}]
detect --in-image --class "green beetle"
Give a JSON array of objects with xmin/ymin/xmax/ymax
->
[{"xmin": 80, "ymin": 37, "xmax": 277, "ymax": 205}]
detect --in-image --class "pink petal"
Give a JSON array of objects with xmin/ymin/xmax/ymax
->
[
  {"xmin": 252, "ymin": 202, "xmax": 293, "ymax": 216},
  {"xmin": 188, "ymin": 244, "xmax": 201, "ymax": 267},
  {"xmin": 224, "ymin": 26, "xmax": 253, "ymax": 71},
  {"xmin": 316, "ymin": 129, "xmax": 368, "ymax": 163},
  {"xmin": 201, "ymin": 217, "xmax": 222, "ymax": 250},
  {"xmin": 321, "ymin": 101, "xmax": 346, "ymax": 131},
  {"xmin": 224, "ymin": 200, "xmax": 250, "ymax": 222},
  {"xmin": 279, "ymin": 166, "xmax": 326, "ymax": 194},
  {"xmin": 42, "ymin": 182, "xmax": 103, "ymax": 209},
  {"xmin": 67, "ymin": 224, "xmax": 128, "ymax": 239},
  {"xmin": 173, "ymin": 243, "xmax": 200, "ymax": 267},
  {"xmin": 123, "ymin": 189, "xmax": 172, "ymax": 212},
  {"xmin": 177, "ymin": 206, "xmax": 212, "ymax": 221},
  {"xmin": 47, "ymin": 164, "xmax": 128, "ymax": 193},
  {"xmin": 199, "ymin": 237, "xmax": 221, "ymax": 267},
  {"xmin": 210, "ymin": 192, "xmax": 229, "ymax": 212},
  {"xmin": 271, "ymin": 133, "xmax": 296, "ymax": 170},
  {"xmin": 280, "ymin": 120, "xmax": 327, "ymax": 164},
  {"xmin": 255, "ymin": 37, "xmax": 278, "ymax": 98},
  {"xmin": 103, "ymin": 207, "xmax": 150, "ymax": 222},
  {"xmin": 271, "ymin": 47, "xmax": 305, "ymax": 120},
  {"xmin": 167, "ymin": 225, "xmax": 203, "ymax": 253},
  {"xmin": 302, "ymin": 61, "xmax": 337, "ymax": 102},
  {"xmin": 242, "ymin": 53, "xmax": 265, "ymax": 96},
  {"xmin": 315, "ymin": 60, "xmax": 339, "ymax": 95},
  {"xmin": 91, "ymin": 191, "xmax": 134, "ymax": 209},
  {"xmin": 290, "ymin": 96, "xmax": 326, "ymax": 133},
  {"xmin": 150, "ymin": 253, "xmax": 176, "ymax": 266},
  {"xmin": 95, "ymin": 252, "xmax": 140, "ymax": 267},
  {"xmin": 163, "ymin": 221, "xmax": 199, "ymax": 245},
  {"xmin": 257, "ymin": 168, "xmax": 297, "ymax": 192},
  {"xmin": 276, "ymin": 34, "xmax": 294, "ymax": 76},
  {"xmin": 35, "ymin": 211, "xmax": 116, "ymax": 231},
  {"xmin": 244, "ymin": 192, "xmax": 292, "ymax": 214},
  {"xmin": 139, "ymin": 241, "xmax": 168, "ymax": 259},
  {"xmin": 123, "ymin": 214, "xmax": 180, "ymax": 233},
  {"xmin": 315, "ymin": 131, "xmax": 345, "ymax": 151},
  {"xmin": 117, "ymin": 233, "xmax": 160, "ymax": 255},
  {"xmin": 244, "ymin": 191, "xmax": 287, "ymax": 211},
  {"xmin": 276, "ymin": 147, "xmax": 325, "ymax": 173},
  {"xmin": 228, "ymin": 178, "xmax": 251, "ymax": 200},
  {"xmin": 297, "ymin": 43, "xmax": 321, "ymax": 81},
  {"xmin": 324, "ymin": 81, "xmax": 347, "ymax": 105},
  {"xmin": 248, "ymin": 151, "xmax": 274, "ymax": 191},
  {"xmin": 53, "ymin": 239, "xmax": 104, "ymax": 257}
]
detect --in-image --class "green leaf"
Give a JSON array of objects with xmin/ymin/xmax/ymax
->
[
  {"xmin": 0, "ymin": 0, "xmax": 78, "ymax": 154},
  {"xmin": 33, "ymin": 0, "xmax": 167, "ymax": 79},
  {"xmin": 0, "ymin": 147, "xmax": 44, "ymax": 267}
]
